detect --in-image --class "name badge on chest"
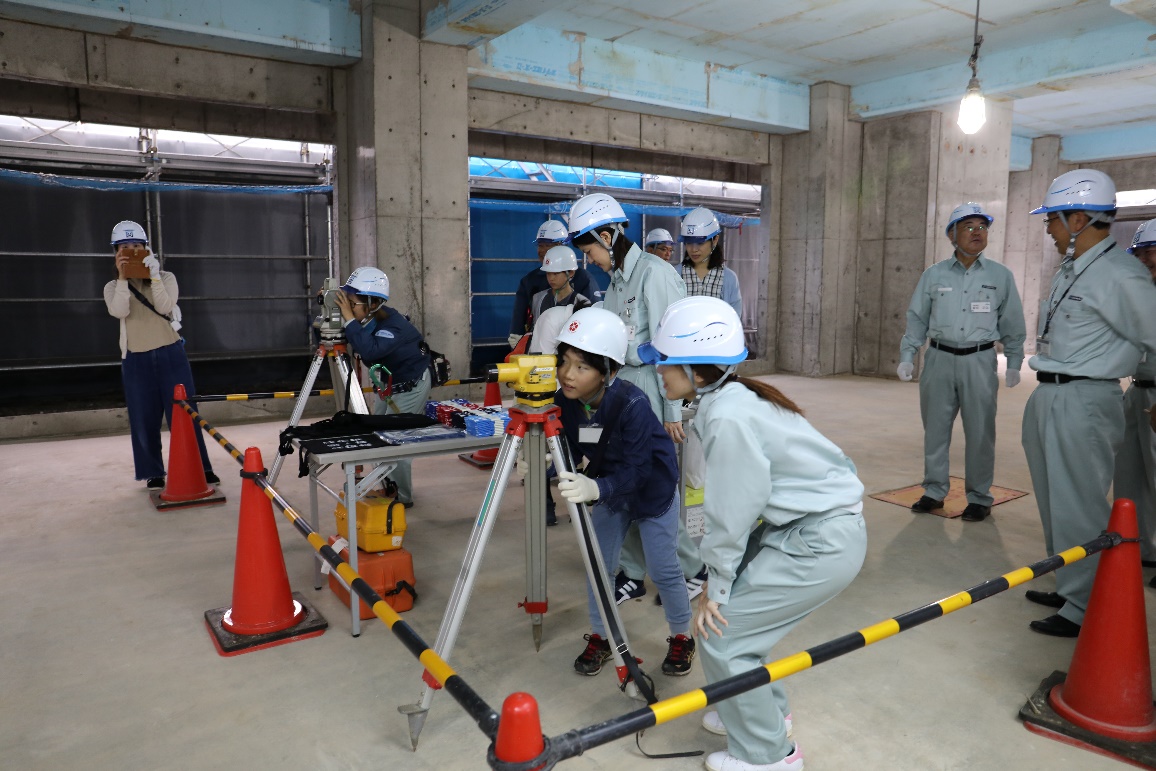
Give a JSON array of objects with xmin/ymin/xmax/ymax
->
[
  {"xmin": 579, "ymin": 425, "xmax": 604, "ymax": 443},
  {"xmin": 1036, "ymin": 336, "xmax": 1050, "ymax": 357},
  {"xmin": 970, "ymin": 301, "xmax": 992, "ymax": 313}
]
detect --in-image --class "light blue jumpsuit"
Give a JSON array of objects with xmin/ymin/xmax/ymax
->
[
  {"xmin": 1023, "ymin": 239, "xmax": 1156, "ymax": 625},
  {"xmin": 1114, "ymin": 348, "xmax": 1156, "ymax": 561},
  {"xmin": 900, "ymin": 254, "xmax": 1026, "ymax": 506},
  {"xmin": 599, "ymin": 244, "xmax": 697, "ymax": 580},
  {"xmin": 696, "ymin": 382, "xmax": 867, "ymax": 765}
]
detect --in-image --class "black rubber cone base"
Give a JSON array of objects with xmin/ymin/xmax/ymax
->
[
  {"xmin": 205, "ymin": 591, "xmax": 327, "ymax": 657},
  {"xmin": 1020, "ymin": 670, "xmax": 1156, "ymax": 768},
  {"xmin": 150, "ymin": 487, "xmax": 227, "ymax": 511},
  {"xmin": 457, "ymin": 452, "xmax": 495, "ymax": 469}
]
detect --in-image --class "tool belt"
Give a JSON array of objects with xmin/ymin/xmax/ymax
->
[
  {"xmin": 1133, "ymin": 379, "xmax": 1156, "ymax": 389},
  {"xmin": 929, "ymin": 340, "xmax": 994, "ymax": 356},
  {"xmin": 1035, "ymin": 372, "xmax": 1116, "ymax": 385},
  {"xmin": 392, "ymin": 378, "xmax": 422, "ymax": 394}
]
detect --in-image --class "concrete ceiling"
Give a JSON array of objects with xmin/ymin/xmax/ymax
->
[{"xmin": 429, "ymin": 0, "xmax": 1156, "ymax": 162}]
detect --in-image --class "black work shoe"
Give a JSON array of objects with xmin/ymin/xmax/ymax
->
[
  {"xmin": 1025, "ymin": 590, "xmax": 1065, "ymax": 608},
  {"xmin": 960, "ymin": 503, "xmax": 991, "ymax": 522},
  {"xmin": 1029, "ymin": 614, "xmax": 1081, "ymax": 638},
  {"xmin": 573, "ymin": 633, "xmax": 612, "ymax": 676},
  {"xmin": 614, "ymin": 572, "xmax": 646, "ymax": 605},
  {"xmin": 146, "ymin": 477, "xmax": 165, "ymax": 490},
  {"xmin": 911, "ymin": 495, "xmax": 944, "ymax": 514},
  {"xmin": 204, "ymin": 471, "xmax": 220, "ymax": 485},
  {"xmin": 662, "ymin": 634, "xmax": 696, "ymax": 676}
]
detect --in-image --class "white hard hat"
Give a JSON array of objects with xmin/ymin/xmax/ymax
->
[
  {"xmin": 534, "ymin": 220, "xmax": 569, "ymax": 244},
  {"xmin": 111, "ymin": 220, "xmax": 148, "ymax": 245},
  {"xmin": 644, "ymin": 228, "xmax": 674, "ymax": 246},
  {"xmin": 946, "ymin": 203, "xmax": 993, "ymax": 235},
  {"xmin": 341, "ymin": 267, "xmax": 390, "ymax": 300},
  {"xmin": 540, "ymin": 245, "xmax": 578, "ymax": 273},
  {"xmin": 638, "ymin": 296, "xmax": 747, "ymax": 366},
  {"xmin": 680, "ymin": 207, "xmax": 721, "ymax": 242},
  {"xmin": 1030, "ymin": 169, "xmax": 1117, "ymax": 215},
  {"xmin": 567, "ymin": 193, "xmax": 628, "ymax": 240},
  {"xmin": 1130, "ymin": 218, "xmax": 1156, "ymax": 254},
  {"xmin": 556, "ymin": 307, "xmax": 628, "ymax": 366}
]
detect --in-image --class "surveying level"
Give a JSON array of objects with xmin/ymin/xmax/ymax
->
[{"xmin": 400, "ymin": 353, "xmax": 656, "ymax": 749}]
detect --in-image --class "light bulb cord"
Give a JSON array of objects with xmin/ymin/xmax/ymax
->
[{"xmin": 968, "ymin": 0, "xmax": 983, "ymax": 79}]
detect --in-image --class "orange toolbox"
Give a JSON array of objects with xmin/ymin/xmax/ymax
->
[{"xmin": 327, "ymin": 536, "xmax": 417, "ymax": 618}]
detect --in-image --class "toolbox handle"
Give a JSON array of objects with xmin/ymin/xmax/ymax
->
[{"xmin": 385, "ymin": 579, "xmax": 417, "ymax": 602}]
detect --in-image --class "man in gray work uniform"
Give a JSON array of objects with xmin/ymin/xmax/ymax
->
[
  {"xmin": 898, "ymin": 203, "xmax": 1026, "ymax": 522},
  {"xmin": 1023, "ymin": 170, "xmax": 1156, "ymax": 637}
]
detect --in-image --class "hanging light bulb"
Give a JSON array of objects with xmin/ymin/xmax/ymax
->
[
  {"xmin": 958, "ymin": 77, "xmax": 986, "ymax": 135},
  {"xmin": 957, "ymin": 0, "xmax": 986, "ymax": 135}
]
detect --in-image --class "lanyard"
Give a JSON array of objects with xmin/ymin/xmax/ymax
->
[{"xmin": 1041, "ymin": 244, "xmax": 1113, "ymax": 338}]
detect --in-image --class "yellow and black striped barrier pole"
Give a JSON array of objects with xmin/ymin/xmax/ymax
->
[
  {"xmin": 175, "ymin": 399, "xmax": 501, "ymax": 740},
  {"xmin": 194, "ymin": 386, "xmax": 374, "ymax": 403},
  {"xmin": 539, "ymin": 533, "xmax": 1121, "ymax": 763}
]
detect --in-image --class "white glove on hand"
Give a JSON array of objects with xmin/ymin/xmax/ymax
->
[
  {"xmin": 508, "ymin": 333, "xmax": 523, "ymax": 348},
  {"xmin": 1005, "ymin": 370, "xmax": 1021, "ymax": 388},
  {"xmin": 143, "ymin": 253, "xmax": 161, "ymax": 280},
  {"xmin": 896, "ymin": 362, "xmax": 914, "ymax": 382},
  {"xmin": 558, "ymin": 471, "xmax": 600, "ymax": 504},
  {"xmin": 516, "ymin": 447, "xmax": 530, "ymax": 478}
]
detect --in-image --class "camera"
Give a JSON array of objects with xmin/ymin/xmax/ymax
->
[{"xmin": 313, "ymin": 277, "xmax": 346, "ymax": 340}]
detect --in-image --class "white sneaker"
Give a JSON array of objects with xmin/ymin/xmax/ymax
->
[
  {"xmin": 705, "ymin": 743, "xmax": 803, "ymax": 771},
  {"xmin": 686, "ymin": 567, "xmax": 709, "ymax": 600},
  {"xmin": 702, "ymin": 710, "xmax": 793, "ymax": 738}
]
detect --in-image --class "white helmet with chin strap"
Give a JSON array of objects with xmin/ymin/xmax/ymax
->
[
  {"xmin": 1129, "ymin": 218, "xmax": 1156, "ymax": 254},
  {"xmin": 567, "ymin": 193, "xmax": 628, "ymax": 247},
  {"xmin": 534, "ymin": 220, "xmax": 569, "ymax": 244},
  {"xmin": 341, "ymin": 267, "xmax": 390, "ymax": 314},
  {"xmin": 680, "ymin": 207, "xmax": 721, "ymax": 243},
  {"xmin": 111, "ymin": 220, "xmax": 148, "ymax": 245},
  {"xmin": 644, "ymin": 228, "xmax": 674, "ymax": 246},
  {"xmin": 946, "ymin": 202, "xmax": 993, "ymax": 257},
  {"xmin": 638, "ymin": 296, "xmax": 747, "ymax": 396},
  {"xmin": 1030, "ymin": 169, "xmax": 1118, "ymax": 261},
  {"xmin": 556, "ymin": 307, "xmax": 628, "ymax": 368},
  {"xmin": 541, "ymin": 245, "xmax": 578, "ymax": 273}
]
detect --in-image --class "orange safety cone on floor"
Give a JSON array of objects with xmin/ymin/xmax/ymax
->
[
  {"xmin": 204, "ymin": 447, "xmax": 327, "ymax": 656},
  {"xmin": 493, "ymin": 692, "xmax": 546, "ymax": 770},
  {"xmin": 151, "ymin": 384, "xmax": 226, "ymax": 511},
  {"xmin": 1020, "ymin": 498, "xmax": 1156, "ymax": 764},
  {"xmin": 459, "ymin": 380, "xmax": 504, "ymax": 469}
]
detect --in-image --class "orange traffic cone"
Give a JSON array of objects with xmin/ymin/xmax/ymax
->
[
  {"xmin": 151, "ymin": 384, "xmax": 226, "ymax": 511},
  {"xmin": 204, "ymin": 447, "xmax": 327, "ymax": 656},
  {"xmin": 1020, "ymin": 499, "xmax": 1156, "ymax": 764},
  {"xmin": 493, "ymin": 692, "xmax": 545, "ymax": 769},
  {"xmin": 459, "ymin": 380, "xmax": 504, "ymax": 469}
]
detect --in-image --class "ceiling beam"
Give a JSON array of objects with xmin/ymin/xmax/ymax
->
[
  {"xmin": 1061, "ymin": 119, "xmax": 1156, "ymax": 163},
  {"xmin": 421, "ymin": 0, "xmax": 570, "ymax": 47}
]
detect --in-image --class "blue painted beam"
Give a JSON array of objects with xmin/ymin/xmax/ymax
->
[
  {"xmin": 851, "ymin": 21, "xmax": 1156, "ymax": 119},
  {"xmin": 422, "ymin": 0, "xmax": 570, "ymax": 48},
  {"xmin": 0, "ymin": 0, "xmax": 360, "ymax": 65},
  {"xmin": 1061, "ymin": 120, "xmax": 1156, "ymax": 163},
  {"xmin": 1010, "ymin": 135, "xmax": 1033, "ymax": 172},
  {"xmin": 469, "ymin": 25, "xmax": 809, "ymax": 133}
]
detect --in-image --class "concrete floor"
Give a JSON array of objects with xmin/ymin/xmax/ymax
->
[{"xmin": 1, "ymin": 368, "xmax": 1147, "ymax": 770}]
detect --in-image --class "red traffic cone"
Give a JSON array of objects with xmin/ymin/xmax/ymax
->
[
  {"xmin": 151, "ymin": 384, "xmax": 225, "ymax": 511},
  {"xmin": 1048, "ymin": 498, "xmax": 1156, "ymax": 741},
  {"xmin": 459, "ymin": 380, "xmax": 503, "ymax": 469},
  {"xmin": 493, "ymin": 692, "xmax": 545, "ymax": 768},
  {"xmin": 204, "ymin": 447, "xmax": 327, "ymax": 655}
]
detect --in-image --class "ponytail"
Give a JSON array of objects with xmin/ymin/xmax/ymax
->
[{"xmin": 690, "ymin": 365, "xmax": 803, "ymax": 416}]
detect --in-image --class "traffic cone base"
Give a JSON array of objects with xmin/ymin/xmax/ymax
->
[
  {"xmin": 150, "ymin": 486, "xmax": 226, "ymax": 511},
  {"xmin": 205, "ymin": 591, "xmax": 327, "ymax": 657},
  {"xmin": 1020, "ymin": 671, "xmax": 1156, "ymax": 768},
  {"xmin": 153, "ymin": 384, "xmax": 227, "ymax": 510}
]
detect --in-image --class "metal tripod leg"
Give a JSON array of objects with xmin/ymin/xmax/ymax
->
[
  {"xmin": 269, "ymin": 349, "xmax": 326, "ymax": 484},
  {"xmin": 524, "ymin": 424, "xmax": 547, "ymax": 651},
  {"xmin": 398, "ymin": 430, "xmax": 524, "ymax": 749}
]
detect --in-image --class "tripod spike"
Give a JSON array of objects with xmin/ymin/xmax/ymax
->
[
  {"xmin": 532, "ymin": 621, "xmax": 543, "ymax": 651},
  {"xmin": 398, "ymin": 701, "xmax": 429, "ymax": 750}
]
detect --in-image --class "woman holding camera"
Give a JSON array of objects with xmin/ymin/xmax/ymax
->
[
  {"xmin": 333, "ymin": 267, "xmax": 430, "ymax": 506},
  {"xmin": 103, "ymin": 220, "xmax": 217, "ymax": 489}
]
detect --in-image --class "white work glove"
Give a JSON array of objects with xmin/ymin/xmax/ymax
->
[
  {"xmin": 169, "ymin": 304, "xmax": 183, "ymax": 333},
  {"xmin": 557, "ymin": 470, "xmax": 600, "ymax": 504},
  {"xmin": 896, "ymin": 362, "xmax": 914, "ymax": 382},
  {"xmin": 508, "ymin": 333, "xmax": 523, "ymax": 348},
  {"xmin": 1005, "ymin": 370, "xmax": 1021, "ymax": 388},
  {"xmin": 143, "ymin": 253, "xmax": 161, "ymax": 281}
]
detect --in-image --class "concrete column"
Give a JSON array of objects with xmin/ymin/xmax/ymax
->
[
  {"xmin": 1005, "ymin": 135, "xmax": 1062, "ymax": 349},
  {"xmin": 776, "ymin": 83, "xmax": 862, "ymax": 376},
  {"xmin": 752, "ymin": 137, "xmax": 784, "ymax": 369},
  {"xmin": 337, "ymin": 0, "xmax": 470, "ymax": 374}
]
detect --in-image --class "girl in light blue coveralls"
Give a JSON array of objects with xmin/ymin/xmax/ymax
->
[{"xmin": 641, "ymin": 297, "xmax": 868, "ymax": 771}]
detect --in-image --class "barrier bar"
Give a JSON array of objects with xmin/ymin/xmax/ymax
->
[
  {"xmin": 175, "ymin": 399, "xmax": 500, "ymax": 739},
  {"xmin": 195, "ymin": 386, "xmax": 373, "ymax": 402},
  {"xmin": 539, "ymin": 533, "xmax": 1121, "ymax": 764}
]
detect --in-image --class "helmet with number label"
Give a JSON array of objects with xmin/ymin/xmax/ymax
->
[
  {"xmin": 946, "ymin": 202, "xmax": 993, "ymax": 235},
  {"xmin": 1129, "ymin": 218, "xmax": 1156, "ymax": 254},
  {"xmin": 110, "ymin": 220, "xmax": 148, "ymax": 245},
  {"xmin": 556, "ymin": 307, "xmax": 627, "ymax": 365},
  {"xmin": 680, "ymin": 207, "xmax": 721, "ymax": 243},
  {"xmin": 341, "ymin": 267, "xmax": 390, "ymax": 300},
  {"xmin": 534, "ymin": 220, "xmax": 569, "ymax": 244}
]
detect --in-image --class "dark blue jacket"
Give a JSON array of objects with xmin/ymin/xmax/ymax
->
[
  {"xmin": 343, "ymin": 310, "xmax": 429, "ymax": 383},
  {"xmin": 509, "ymin": 266, "xmax": 597, "ymax": 336},
  {"xmin": 556, "ymin": 377, "xmax": 678, "ymax": 518}
]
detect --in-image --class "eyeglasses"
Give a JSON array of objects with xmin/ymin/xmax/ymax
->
[
  {"xmin": 1043, "ymin": 216, "xmax": 1058, "ymax": 227},
  {"xmin": 961, "ymin": 224, "xmax": 987, "ymax": 232}
]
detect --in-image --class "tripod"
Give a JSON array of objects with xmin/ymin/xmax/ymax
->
[
  {"xmin": 268, "ymin": 336, "xmax": 370, "ymax": 485},
  {"xmin": 399, "ymin": 357, "xmax": 655, "ymax": 749}
]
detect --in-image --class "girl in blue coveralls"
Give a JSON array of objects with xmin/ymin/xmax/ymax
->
[
  {"xmin": 334, "ymin": 267, "xmax": 430, "ymax": 506},
  {"xmin": 550, "ymin": 307, "xmax": 696, "ymax": 678},
  {"xmin": 641, "ymin": 297, "xmax": 867, "ymax": 771}
]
